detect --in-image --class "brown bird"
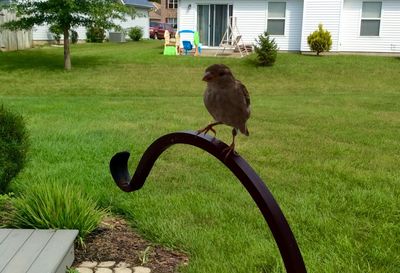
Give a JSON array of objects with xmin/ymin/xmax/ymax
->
[{"xmin": 198, "ymin": 64, "xmax": 251, "ymax": 157}]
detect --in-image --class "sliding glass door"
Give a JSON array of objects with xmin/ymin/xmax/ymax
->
[{"xmin": 197, "ymin": 4, "xmax": 233, "ymax": 46}]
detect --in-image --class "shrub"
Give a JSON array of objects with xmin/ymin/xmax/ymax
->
[
  {"xmin": 0, "ymin": 106, "xmax": 29, "ymax": 193},
  {"xmin": 86, "ymin": 26, "xmax": 105, "ymax": 43},
  {"xmin": 49, "ymin": 24, "xmax": 62, "ymax": 44},
  {"xmin": 6, "ymin": 182, "xmax": 106, "ymax": 242},
  {"xmin": 70, "ymin": 30, "xmax": 79, "ymax": 44},
  {"xmin": 128, "ymin": 26, "xmax": 143, "ymax": 41},
  {"xmin": 307, "ymin": 24, "xmax": 332, "ymax": 56},
  {"xmin": 254, "ymin": 31, "xmax": 278, "ymax": 66}
]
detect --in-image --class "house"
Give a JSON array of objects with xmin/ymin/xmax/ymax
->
[
  {"xmin": 158, "ymin": 0, "xmax": 178, "ymax": 27},
  {"xmin": 150, "ymin": 2, "xmax": 162, "ymax": 22},
  {"xmin": 114, "ymin": 0, "xmax": 154, "ymax": 39},
  {"xmin": 177, "ymin": 0, "xmax": 400, "ymax": 53},
  {"xmin": 32, "ymin": 0, "xmax": 153, "ymax": 43}
]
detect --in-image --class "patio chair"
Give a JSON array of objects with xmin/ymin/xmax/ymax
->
[{"xmin": 182, "ymin": 40, "xmax": 193, "ymax": 55}]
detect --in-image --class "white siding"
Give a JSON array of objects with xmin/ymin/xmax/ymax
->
[
  {"xmin": 178, "ymin": 0, "xmax": 304, "ymax": 50},
  {"xmin": 32, "ymin": 7, "xmax": 150, "ymax": 41},
  {"xmin": 33, "ymin": 25, "xmax": 87, "ymax": 41},
  {"xmin": 113, "ymin": 8, "xmax": 150, "ymax": 39},
  {"xmin": 339, "ymin": 0, "xmax": 400, "ymax": 52},
  {"xmin": 267, "ymin": 0, "xmax": 304, "ymax": 50},
  {"xmin": 300, "ymin": 0, "xmax": 343, "ymax": 51},
  {"xmin": 178, "ymin": 0, "xmax": 400, "ymax": 53},
  {"xmin": 233, "ymin": 1, "xmax": 267, "ymax": 45},
  {"xmin": 177, "ymin": 0, "xmax": 197, "ymax": 31}
]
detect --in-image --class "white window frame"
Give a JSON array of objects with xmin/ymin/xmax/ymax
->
[
  {"xmin": 166, "ymin": 17, "xmax": 177, "ymax": 28},
  {"xmin": 166, "ymin": 0, "xmax": 178, "ymax": 9},
  {"xmin": 360, "ymin": 1, "xmax": 382, "ymax": 37},
  {"xmin": 267, "ymin": 2, "xmax": 286, "ymax": 36}
]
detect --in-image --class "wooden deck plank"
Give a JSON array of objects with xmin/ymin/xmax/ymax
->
[
  {"xmin": 27, "ymin": 230, "xmax": 78, "ymax": 273},
  {"xmin": 1, "ymin": 230, "xmax": 55, "ymax": 273},
  {"xmin": 0, "ymin": 229, "xmax": 34, "ymax": 272},
  {"xmin": 0, "ymin": 230, "xmax": 12, "ymax": 245}
]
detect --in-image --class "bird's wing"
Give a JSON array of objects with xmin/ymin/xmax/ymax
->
[{"xmin": 236, "ymin": 80, "xmax": 250, "ymax": 107}]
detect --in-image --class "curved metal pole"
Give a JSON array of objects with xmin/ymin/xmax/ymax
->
[{"xmin": 109, "ymin": 131, "xmax": 307, "ymax": 273}]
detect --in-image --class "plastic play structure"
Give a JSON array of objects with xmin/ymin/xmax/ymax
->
[
  {"xmin": 163, "ymin": 30, "xmax": 179, "ymax": 55},
  {"xmin": 163, "ymin": 29, "xmax": 201, "ymax": 56}
]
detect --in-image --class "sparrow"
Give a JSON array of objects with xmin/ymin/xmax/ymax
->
[{"xmin": 198, "ymin": 64, "xmax": 251, "ymax": 157}]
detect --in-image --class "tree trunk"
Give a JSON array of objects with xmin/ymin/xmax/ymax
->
[{"xmin": 63, "ymin": 28, "xmax": 71, "ymax": 70}]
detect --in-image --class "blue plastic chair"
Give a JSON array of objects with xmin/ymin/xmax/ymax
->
[{"xmin": 182, "ymin": 40, "xmax": 193, "ymax": 55}]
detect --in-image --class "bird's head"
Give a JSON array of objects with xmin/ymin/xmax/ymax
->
[{"xmin": 202, "ymin": 64, "xmax": 234, "ymax": 83}]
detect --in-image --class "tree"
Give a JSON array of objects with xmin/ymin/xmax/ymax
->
[
  {"xmin": 0, "ymin": 0, "xmax": 132, "ymax": 70},
  {"xmin": 307, "ymin": 24, "xmax": 332, "ymax": 56},
  {"xmin": 254, "ymin": 31, "xmax": 278, "ymax": 66}
]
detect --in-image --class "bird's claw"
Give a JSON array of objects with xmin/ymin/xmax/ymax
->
[
  {"xmin": 197, "ymin": 125, "xmax": 217, "ymax": 137},
  {"xmin": 222, "ymin": 144, "xmax": 237, "ymax": 160}
]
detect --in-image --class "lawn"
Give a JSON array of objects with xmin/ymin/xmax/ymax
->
[{"xmin": 1, "ymin": 40, "xmax": 399, "ymax": 273}]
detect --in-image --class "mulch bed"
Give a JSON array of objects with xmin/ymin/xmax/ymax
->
[{"xmin": 73, "ymin": 217, "xmax": 189, "ymax": 273}]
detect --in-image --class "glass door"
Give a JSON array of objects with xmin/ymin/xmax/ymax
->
[
  {"xmin": 197, "ymin": 4, "xmax": 233, "ymax": 46},
  {"xmin": 197, "ymin": 5, "xmax": 210, "ymax": 46}
]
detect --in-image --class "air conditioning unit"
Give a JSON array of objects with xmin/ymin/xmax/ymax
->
[{"xmin": 109, "ymin": 32, "xmax": 126, "ymax": 43}]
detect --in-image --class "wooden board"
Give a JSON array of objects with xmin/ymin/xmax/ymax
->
[{"xmin": 0, "ymin": 229, "xmax": 78, "ymax": 273}]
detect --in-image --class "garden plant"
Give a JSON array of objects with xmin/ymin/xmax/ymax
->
[
  {"xmin": 0, "ymin": 106, "xmax": 29, "ymax": 193},
  {"xmin": 128, "ymin": 26, "xmax": 143, "ymax": 41},
  {"xmin": 307, "ymin": 24, "xmax": 332, "ymax": 56},
  {"xmin": 254, "ymin": 31, "xmax": 278, "ymax": 66}
]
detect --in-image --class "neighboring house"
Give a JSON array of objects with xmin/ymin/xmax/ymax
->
[
  {"xmin": 177, "ymin": 0, "xmax": 400, "ymax": 53},
  {"xmin": 159, "ymin": 0, "xmax": 178, "ymax": 27},
  {"xmin": 32, "ymin": 0, "xmax": 153, "ymax": 43},
  {"xmin": 115, "ymin": 0, "xmax": 153, "ymax": 39},
  {"xmin": 150, "ymin": 2, "xmax": 162, "ymax": 22}
]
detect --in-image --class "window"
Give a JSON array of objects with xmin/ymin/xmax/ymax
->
[
  {"xmin": 360, "ymin": 2, "xmax": 382, "ymax": 36},
  {"xmin": 267, "ymin": 2, "xmax": 286, "ymax": 35},
  {"xmin": 166, "ymin": 18, "xmax": 177, "ymax": 29},
  {"xmin": 166, "ymin": 0, "xmax": 177, "ymax": 9}
]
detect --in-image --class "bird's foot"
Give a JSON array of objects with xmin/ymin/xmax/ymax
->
[
  {"xmin": 197, "ymin": 125, "xmax": 217, "ymax": 137},
  {"xmin": 223, "ymin": 143, "xmax": 237, "ymax": 160}
]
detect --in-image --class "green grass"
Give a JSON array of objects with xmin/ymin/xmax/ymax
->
[{"xmin": 1, "ymin": 41, "xmax": 399, "ymax": 273}]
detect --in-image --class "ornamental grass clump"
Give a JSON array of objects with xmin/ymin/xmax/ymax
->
[
  {"xmin": 0, "ymin": 193, "xmax": 14, "ymax": 227},
  {"xmin": 307, "ymin": 24, "xmax": 332, "ymax": 56},
  {"xmin": 0, "ymin": 106, "xmax": 29, "ymax": 193},
  {"xmin": 7, "ymin": 182, "xmax": 106, "ymax": 242}
]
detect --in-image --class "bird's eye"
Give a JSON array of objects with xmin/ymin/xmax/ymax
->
[{"xmin": 219, "ymin": 72, "xmax": 225, "ymax": 76}]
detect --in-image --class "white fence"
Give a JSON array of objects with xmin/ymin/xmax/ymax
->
[{"xmin": 0, "ymin": 10, "xmax": 32, "ymax": 51}]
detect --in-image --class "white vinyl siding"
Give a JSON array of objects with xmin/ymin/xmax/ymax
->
[
  {"xmin": 32, "ymin": 7, "xmax": 150, "ymax": 41},
  {"xmin": 339, "ymin": 0, "xmax": 400, "ymax": 52},
  {"xmin": 114, "ymin": 8, "xmax": 150, "ymax": 39},
  {"xmin": 177, "ymin": 1, "xmax": 197, "ymax": 31},
  {"xmin": 33, "ymin": 25, "xmax": 87, "ymax": 42},
  {"xmin": 269, "ymin": 0, "xmax": 303, "ymax": 50},
  {"xmin": 178, "ymin": 0, "xmax": 303, "ymax": 50},
  {"xmin": 300, "ymin": 0, "xmax": 343, "ymax": 51},
  {"xmin": 178, "ymin": 0, "xmax": 400, "ymax": 53},
  {"xmin": 233, "ymin": 1, "xmax": 268, "ymax": 45}
]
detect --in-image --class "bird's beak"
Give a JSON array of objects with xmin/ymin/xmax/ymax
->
[{"xmin": 202, "ymin": 71, "xmax": 214, "ymax": 82}]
